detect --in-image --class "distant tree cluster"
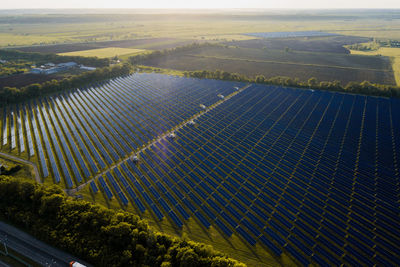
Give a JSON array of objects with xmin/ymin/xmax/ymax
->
[
  {"xmin": 0, "ymin": 49, "xmax": 110, "ymax": 67},
  {"xmin": 0, "ymin": 63, "xmax": 133, "ymax": 104},
  {"xmin": 182, "ymin": 70, "xmax": 400, "ymax": 98},
  {"xmin": 0, "ymin": 175, "xmax": 245, "ymax": 267},
  {"xmin": 0, "ymin": 60, "xmax": 30, "ymax": 77},
  {"xmin": 347, "ymin": 43, "xmax": 379, "ymax": 51}
]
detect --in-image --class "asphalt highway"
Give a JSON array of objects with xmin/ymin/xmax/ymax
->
[{"xmin": 0, "ymin": 221, "xmax": 91, "ymax": 267}]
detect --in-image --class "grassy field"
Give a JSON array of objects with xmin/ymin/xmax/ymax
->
[
  {"xmin": 226, "ymin": 35, "xmax": 371, "ymax": 54},
  {"xmin": 1, "ymin": 11, "xmax": 400, "ymax": 48},
  {"xmin": 15, "ymin": 38, "xmax": 201, "ymax": 53},
  {"xmin": 143, "ymin": 45, "xmax": 395, "ymax": 84},
  {"xmin": 349, "ymin": 47, "xmax": 400, "ymax": 86},
  {"xmin": 58, "ymin": 47, "xmax": 147, "ymax": 58}
]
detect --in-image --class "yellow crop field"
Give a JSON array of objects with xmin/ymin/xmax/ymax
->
[
  {"xmin": 58, "ymin": 47, "xmax": 147, "ymax": 58},
  {"xmin": 349, "ymin": 47, "xmax": 400, "ymax": 86}
]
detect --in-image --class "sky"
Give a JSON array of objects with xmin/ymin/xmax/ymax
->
[{"xmin": 1, "ymin": 0, "xmax": 400, "ymax": 9}]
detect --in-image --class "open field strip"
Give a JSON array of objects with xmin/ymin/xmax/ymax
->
[
  {"xmin": 349, "ymin": 47, "xmax": 400, "ymax": 86},
  {"xmin": 58, "ymin": 47, "xmax": 147, "ymax": 58},
  {"xmin": 187, "ymin": 54, "xmax": 394, "ymax": 72}
]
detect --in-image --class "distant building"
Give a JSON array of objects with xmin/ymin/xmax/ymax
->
[
  {"xmin": 58, "ymin": 62, "xmax": 78, "ymax": 68},
  {"xmin": 0, "ymin": 59, "xmax": 7, "ymax": 64},
  {"xmin": 30, "ymin": 62, "xmax": 78, "ymax": 75},
  {"xmin": 80, "ymin": 65, "xmax": 96, "ymax": 71},
  {"xmin": 391, "ymin": 41, "xmax": 400, "ymax": 48}
]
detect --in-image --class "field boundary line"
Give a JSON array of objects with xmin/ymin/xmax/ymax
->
[
  {"xmin": 0, "ymin": 151, "xmax": 41, "ymax": 183},
  {"xmin": 66, "ymin": 83, "xmax": 252, "ymax": 195}
]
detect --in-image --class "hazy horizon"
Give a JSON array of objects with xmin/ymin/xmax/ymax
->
[{"xmin": 1, "ymin": 0, "xmax": 400, "ymax": 10}]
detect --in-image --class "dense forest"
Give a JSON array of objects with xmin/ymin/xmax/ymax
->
[
  {"xmin": 0, "ymin": 175, "xmax": 245, "ymax": 267},
  {"xmin": 0, "ymin": 63, "xmax": 132, "ymax": 104}
]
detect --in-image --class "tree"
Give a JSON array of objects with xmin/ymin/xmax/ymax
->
[
  {"xmin": 0, "ymin": 175, "xmax": 245, "ymax": 267},
  {"xmin": 308, "ymin": 77, "xmax": 318, "ymax": 88}
]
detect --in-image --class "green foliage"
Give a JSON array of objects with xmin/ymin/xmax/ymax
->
[
  {"xmin": 181, "ymin": 69, "xmax": 400, "ymax": 97},
  {"xmin": 0, "ymin": 161, "xmax": 21, "ymax": 175},
  {"xmin": 347, "ymin": 42, "xmax": 380, "ymax": 51},
  {"xmin": 0, "ymin": 176, "xmax": 245, "ymax": 267},
  {"xmin": 0, "ymin": 63, "xmax": 133, "ymax": 104},
  {"xmin": 0, "ymin": 59, "xmax": 30, "ymax": 76}
]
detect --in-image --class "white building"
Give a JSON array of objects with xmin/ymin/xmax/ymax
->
[
  {"xmin": 30, "ymin": 62, "xmax": 78, "ymax": 75},
  {"xmin": 80, "ymin": 65, "xmax": 96, "ymax": 71}
]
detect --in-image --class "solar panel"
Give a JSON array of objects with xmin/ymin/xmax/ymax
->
[{"xmin": 2, "ymin": 73, "xmax": 399, "ymax": 266}]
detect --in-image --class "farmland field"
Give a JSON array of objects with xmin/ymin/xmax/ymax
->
[
  {"xmin": 15, "ymin": 38, "xmax": 200, "ymax": 53},
  {"xmin": 2, "ymin": 11, "xmax": 400, "ymax": 48},
  {"xmin": 1, "ymin": 73, "xmax": 399, "ymax": 266},
  {"xmin": 142, "ymin": 46, "xmax": 396, "ymax": 84},
  {"xmin": 58, "ymin": 47, "xmax": 147, "ymax": 58},
  {"xmin": 225, "ymin": 35, "xmax": 371, "ymax": 54},
  {"xmin": 0, "ymin": 66, "xmax": 92, "ymax": 88},
  {"xmin": 349, "ymin": 47, "xmax": 400, "ymax": 86}
]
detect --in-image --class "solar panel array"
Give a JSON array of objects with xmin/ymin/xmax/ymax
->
[
  {"xmin": 0, "ymin": 73, "xmax": 243, "ymax": 188},
  {"xmin": 0, "ymin": 73, "xmax": 399, "ymax": 266},
  {"xmin": 244, "ymin": 31, "xmax": 337, "ymax": 39}
]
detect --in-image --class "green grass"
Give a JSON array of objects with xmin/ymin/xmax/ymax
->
[
  {"xmin": 58, "ymin": 47, "xmax": 147, "ymax": 58},
  {"xmin": 0, "ymin": 155, "xmax": 35, "ymax": 180}
]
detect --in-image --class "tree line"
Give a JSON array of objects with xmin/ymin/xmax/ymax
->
[
  {"xmin": 0, "ymin": 49, "xmax": 110, "ymax": 67},
  {"xmin": 129, "ymin": 43, "xmax": 400, "ymax": 98},
  {"xmin": 0, "ymin": 175, "xmax": 245, "ymax": 267},
  {"xmin": 0, "ymin": 63, "xmax": 133, "ymax": 104},
  {"xmin": 182, "ymin": 70, "xmax": 400, "ymax": 98}
]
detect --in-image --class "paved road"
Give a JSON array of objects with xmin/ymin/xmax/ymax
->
[
  {"xmin": 0, "ymin": 221, "xmax": 91, "ymax": 267},
  {"xmin": 0, "ymin": 152, "xmax": 41, "ymax": 183}
]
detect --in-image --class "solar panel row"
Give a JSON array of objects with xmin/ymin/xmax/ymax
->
[{"xmin": 1, "ymin": 73, "xmax": 399, "ymax": 266}]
